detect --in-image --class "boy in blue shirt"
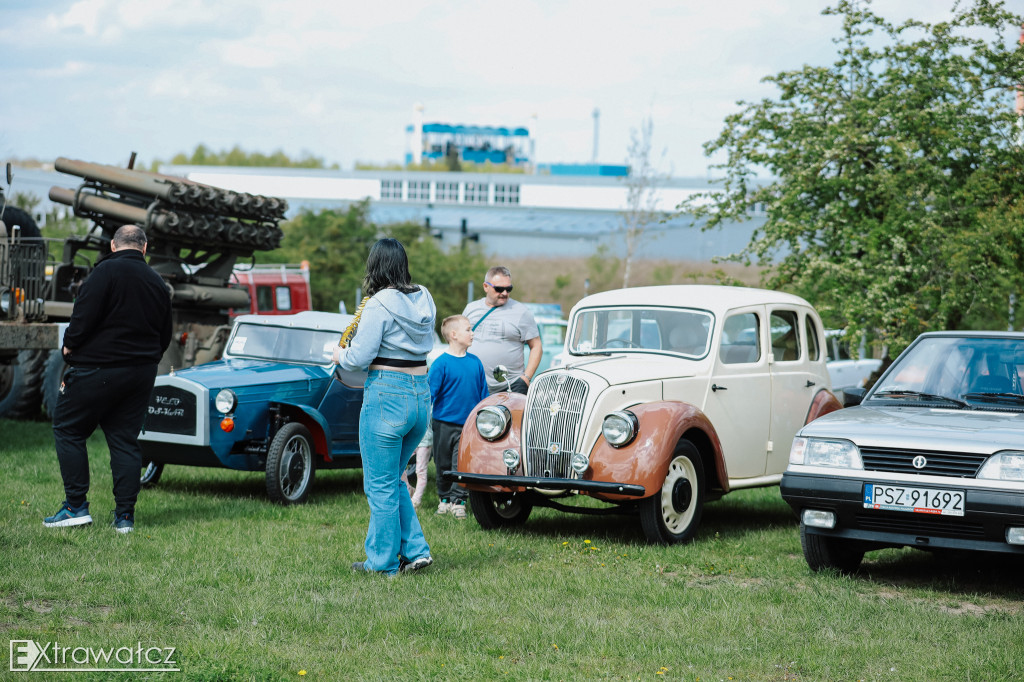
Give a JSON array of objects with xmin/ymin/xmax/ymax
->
[{"xmin": 429, "ymin": 314, "xmax": 489, "ymax": 519}]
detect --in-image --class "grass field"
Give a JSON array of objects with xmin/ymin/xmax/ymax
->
[{"xmin": 2, "ymin": 418, "xmax": 1023, "ymax": 681}]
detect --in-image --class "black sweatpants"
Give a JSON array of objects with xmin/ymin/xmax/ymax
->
[
  {"xmin": 432, "ymin": 419, "xmax": 467, "ymax": 503},
  {"xmin": 53, "ymin": 364, "xmax": 158, "ymax": 517}
]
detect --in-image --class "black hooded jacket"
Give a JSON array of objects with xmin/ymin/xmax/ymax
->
[{"xmin": 62, "ymin": 249, "xmax": 172, "ymax": 367}]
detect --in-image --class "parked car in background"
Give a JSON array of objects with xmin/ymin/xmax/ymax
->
[
  {"xmin": 782, "ymin": 331, "xmax": 1024, "ymax": 573},
  {"xmin": 825, "ymin": 329, "xmax": 882, "ymax": 398},
  {"xmin": 524, "ymin": 303, "xmax": 568, "ymax": 375},
  {"xmin": 445, "ymin": 285, "xmax": 842, "ymax": 544},
  {"xmin": 138, "ymin": 311, "xmax": 365, "ymax": 504}
]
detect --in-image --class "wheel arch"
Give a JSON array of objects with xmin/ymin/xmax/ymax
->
[
  {"xmin": 587, "ymin": 400, "xmax": 728, "ymax": 501},
  {"xmin": 805, "ymin": 388, "xmax": 843, "ymax": 425},
  {"xmin": 270, "ymin": 401, "xmax": 331, "ymax": 461}
]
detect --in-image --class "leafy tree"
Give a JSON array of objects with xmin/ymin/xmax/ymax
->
[
  {"xmin": 267, "ymin": 202, "xmax": 486, "ymax": 328},
  {"xmin": 682, "ymin": 0, "xmax": 1024, "ymax": 352}
]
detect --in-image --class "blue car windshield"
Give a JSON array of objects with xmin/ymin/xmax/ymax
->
[
  {"xmin": 227, "ymin": 323, "xmax": 340, "ymax": 365},
  {"xmin": 871, "ymin": 336, "xmax": 1024, "ymax": 408}
]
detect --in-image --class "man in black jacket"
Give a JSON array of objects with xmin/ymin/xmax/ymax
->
[{"xmin": 44, "ymin": 224, "xmax": 172, "ymax": 533}]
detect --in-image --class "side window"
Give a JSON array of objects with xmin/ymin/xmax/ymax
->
[
  {"xmin": 804, "ymin": 315, "xmax": 821, "ymax": 361},
  {"xmin": 256, "ymin": 285, "xmax": 274, "ymax": 312},
  {"xmin": 720, "ymin": 312, "xmax": 760, "ymax": 364},
  {"xmin": 275, "ymin": 286, "xmax": 293, "ymax": 312},
  {"xmin": 770, "ymin": 310, "xmax": 801, "ymax": 362}
]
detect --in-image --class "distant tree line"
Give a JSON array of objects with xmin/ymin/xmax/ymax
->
[
  {"xmin": 263, "ymin": 201, "xmax": 487, "ymax": 328},
  {"xmin": 151, "ymin": 145, "xmax": 339, "ymax": 171}
]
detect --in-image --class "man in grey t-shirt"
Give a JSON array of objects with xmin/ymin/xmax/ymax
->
[{"xmin": 462, "ymin": 266, "xmax": 541, "ymax": 394}]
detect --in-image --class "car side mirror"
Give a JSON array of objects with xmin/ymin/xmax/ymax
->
[
  {"xmin": 493, "ymin": 365, "xmax": 509, "ymax": 383},
  {"xmin": 843, "ymin": 386, "xmax": 866, "ymax": 407}
]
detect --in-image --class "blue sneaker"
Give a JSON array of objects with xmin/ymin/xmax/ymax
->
[
  {"xmin": 43, "ymin": 501, "xmax": 92, "ymax": 528},
  {"xmin": 111, "ymin": 512, "xmax": 134, "ymax": 534}
]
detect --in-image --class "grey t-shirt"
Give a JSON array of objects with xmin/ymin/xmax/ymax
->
[{"xmin": 463, "ymin": 298, "xmax": 539, "ymax": 392}]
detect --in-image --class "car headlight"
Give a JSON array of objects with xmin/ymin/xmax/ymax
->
[
  {"xmin": 476, "ymin": 405, "xmax": 511, "ymax": 441},
  {"xmin": 502, "ymin": 448, "xmax": 520, "ymax": 469},
  {"xmin": 602, "ymin": 410, "xmax": 638, "ymax": 448},
  {"xmin": 789, "ymin": 437, "xmax": 863, "ymax": 469},
  {"xmin": 978, "ymin": 451, "xmax": 1024, "ymax": 482},
  {"xmin": 570, "ymin": 452, "xmax": 590, "ymax": 474},
  {"xmin": 0, "ymin": 289, "xmax": 11, "ymax": 315},
  {"xmin": 214, "ymin": 388, "xmax": 238, "ymax": 414}
]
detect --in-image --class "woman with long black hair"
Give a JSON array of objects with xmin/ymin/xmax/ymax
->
[{"xmin": 333, "ymin": 238, "xmax": 435, "ymax": 575}]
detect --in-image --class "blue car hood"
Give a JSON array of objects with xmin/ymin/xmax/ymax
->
[
  {"xmin": 166, "ymin": 359, "xmax": 332, "ymax": 390},
  {"xmin": 803, "ymin": 404, "xmax": 1024, "ymax": 454}
]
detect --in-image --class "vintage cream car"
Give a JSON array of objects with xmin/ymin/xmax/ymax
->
[{"xmin": 444, "ymin": 285, "xmax": 842, "ymax": 544}]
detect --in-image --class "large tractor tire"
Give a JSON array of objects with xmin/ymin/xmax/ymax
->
[
  {"xmin": 1, "ymin": 205, "xmax": 41, "ymax": 241},
  {"xmin": 0, "ymin": 349, "xmax": 46, "ymax": 419}
]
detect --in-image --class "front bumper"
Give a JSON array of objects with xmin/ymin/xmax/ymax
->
[
  {"xmin": 781, "ymin": 471, "xmax": 1024, "ymax": 555},
  {"xmin": 442, "ymin": 471, "xmax": 646, "ymax": 497}
]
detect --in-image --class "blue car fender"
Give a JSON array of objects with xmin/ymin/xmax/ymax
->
[{"xmin": 270, "ymin": 401, "xmax": 333, "ymax": 460}]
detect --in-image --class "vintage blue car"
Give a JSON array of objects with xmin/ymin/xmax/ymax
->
[{"xmin": 138, "ymin": 311, "xmax": 365, "ymax": 504}]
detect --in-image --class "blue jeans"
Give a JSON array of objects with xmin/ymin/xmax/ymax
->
[{"xmin": 359, "ymin": 370, "xmax": 432, "ymax": 573}]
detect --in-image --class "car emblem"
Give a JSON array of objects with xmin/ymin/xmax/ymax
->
[
  {"xmin": 549, "ymin": 401, "xmax": 562, "ymax": 416},
  {"xmin": 556, "ymin": 374, "xmax": 567, "ymax": 385},
  {"xmin": 548, "ymin": 443, "xmax": 560, "ymax": 455},
  {"xmin": 912, "ymin": 455, "xmax": 927, "ymax": 469}
]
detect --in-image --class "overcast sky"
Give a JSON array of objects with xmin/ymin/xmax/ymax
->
[{"xmin": 1, "ymin": 0, "xmax": 1010, "ymax": 177}]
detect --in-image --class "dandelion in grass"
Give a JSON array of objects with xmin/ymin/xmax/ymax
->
[{"xmin": 298, "ymin": 671, "xmax": 306, "ymax": 676}]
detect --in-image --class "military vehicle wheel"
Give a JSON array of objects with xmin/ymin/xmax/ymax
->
[
  {"xmin": 42, "ymin": 349, "xmax": 69, "ymax": 419},
  {"xmin": 468, "ymin": 490, "xmax": 533, "ymax": 529},
  {"xmin": 141, "ymin": 461, "xmax": 164, "ymax": 487},
  {"xmin": 1, "ymin": 206, "xmax": 41, "ymax": 241},
  {"xmin": 266, "ymin": 423, "xmax": 316, "ymax": 505},
  {"xmin": 0, "ymin": 350, "xmax": 46, "ymax": 419},
  {"xmin": 639, "ymin": 440, "xmax": 705, "ymax": 544}
]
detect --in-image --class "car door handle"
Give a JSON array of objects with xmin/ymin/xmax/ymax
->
[
  {"xmin": 711, "ymin": 383, "xmax": 727, "ymax": 392},
  {"xmin": 805, "ymin": 380, "xmax": 816, "ymax": 387}
]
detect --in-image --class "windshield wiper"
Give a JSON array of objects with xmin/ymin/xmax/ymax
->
[
  {"xmin": 962, "ymin": 392, "xmax": 1024, "ymax": 404},
  {"xmin": 871, "ymin": 390, "xmax": 968, "ymax": 408}
]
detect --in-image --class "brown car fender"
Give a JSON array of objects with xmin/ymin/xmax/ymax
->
[
  {"xmin": 805, "ymin": 388, "xmax": 842, "ymax": 425},
  {"xmin": 585, "ymin": 401, "xmax": 727, "ymax": 502},
  {"xmin": 456, "ymin": 392, "xmax": 528, "ymax": 493}
]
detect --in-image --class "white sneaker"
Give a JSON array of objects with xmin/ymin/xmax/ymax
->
[
  {"xmin": 435, "ymin": 501, "xmax": 451, "ymax": 515},
  {"xmin": 452, "ymin": 503, "xmax": 467, "ymax": 520}
]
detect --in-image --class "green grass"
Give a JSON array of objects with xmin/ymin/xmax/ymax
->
[{"xmin": 2, "ymin": 419, "xmax": 1023, "ymax": 681}]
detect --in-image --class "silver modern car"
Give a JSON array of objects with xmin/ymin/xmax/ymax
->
[{"xmin": 782, "ymin": 331, "xmax": 1024, "ymax": 572}]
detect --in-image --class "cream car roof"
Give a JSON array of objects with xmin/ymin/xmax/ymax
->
[{"xmin": 568, "ymin": 285, "xmax": 813, "ymax": 316}]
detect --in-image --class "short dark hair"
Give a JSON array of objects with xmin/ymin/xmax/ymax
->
[
  {"xmin": 364, "ymin": 238, "xmax": 419, "ymax": 297},
  {"xmin": 112, "ymin": 224, "xmax": 147, "ymax": 250}
]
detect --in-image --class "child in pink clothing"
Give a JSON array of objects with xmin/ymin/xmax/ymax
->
[{"xmin": 402, "ymin": 427, "xmax": 432, "ymax": 507}]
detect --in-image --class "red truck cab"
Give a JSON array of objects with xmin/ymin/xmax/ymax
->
[{"xmin": 230, "ymin": 262, "xmax": 313, "ymax": 316}]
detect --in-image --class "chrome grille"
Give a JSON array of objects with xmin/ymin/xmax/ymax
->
[
  {"xmin": 860, "ymin": 447, "xmax": 986, "ymax": 478},
  {"xmin": 523, "ymin": 373, "xmax": 589, "ymax": 478}
]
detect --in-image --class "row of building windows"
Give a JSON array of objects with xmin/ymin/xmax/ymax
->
[{"xmin": 379, "ymin": 180, "xmax": 521, "ymax": 205}]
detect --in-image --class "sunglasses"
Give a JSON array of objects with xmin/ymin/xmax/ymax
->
[{"xmin": 485, "ymin": 281, "xmax": 513, "ymax": 294}]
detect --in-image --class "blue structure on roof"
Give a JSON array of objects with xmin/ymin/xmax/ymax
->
[
  {"xmin": 539, "ymin": 163, "xmax": 630, "ymax": 177},
  {"xmin": 405, "ymin": 120, "xmax": 533, "ymax": 168}
]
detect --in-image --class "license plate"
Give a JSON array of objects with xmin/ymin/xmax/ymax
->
[{"xmin": 863, "ymin": 483, "xmax": 964, "ymax": 516}]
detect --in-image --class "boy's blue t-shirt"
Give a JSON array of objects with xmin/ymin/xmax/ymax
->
[{"xmin": 428, "ymin": 352, "xmax": 490, "ymax": 425}]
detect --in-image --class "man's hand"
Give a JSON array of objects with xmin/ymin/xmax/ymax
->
[{"xmin": 62, "ymin": 346, "xmax": 70, "ymax": 357}]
